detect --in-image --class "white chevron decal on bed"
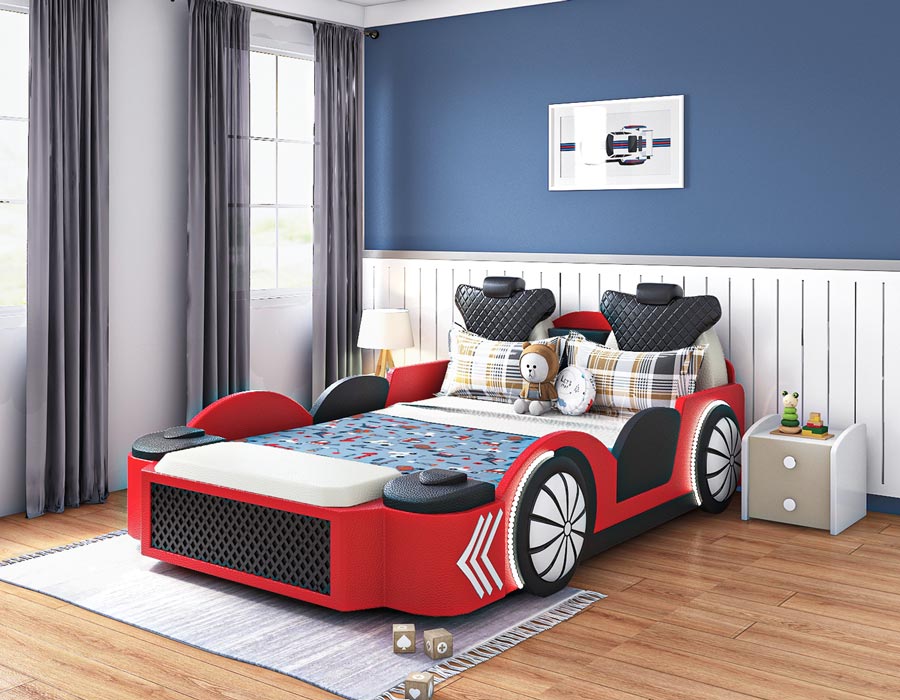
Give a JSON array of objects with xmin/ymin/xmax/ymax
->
[{"xmin": 457, "ymin": 509, "xmax": 504, "ymax": 598}]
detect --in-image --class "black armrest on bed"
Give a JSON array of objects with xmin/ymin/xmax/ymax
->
[
  {"xmin": 132, "ymin": 428, "xmax": 224, "ymax": 461},
  {"xmin": 383, "ymin": 469, "xmax": 495, "ymax": 514},
  {"xmin": 310, "ymin": 375, "xmax": 390, "ymax": 424},
  {"xmin": 612, "ymin": 408, "xmax": 681, "ymax": 502}
]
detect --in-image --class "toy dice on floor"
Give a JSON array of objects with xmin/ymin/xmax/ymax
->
[
  {"xmin": 404, "ymin": 671, "xmax": 434, "ymax": 699},
  {"xmin": 393, "ymin": 623, "xmax": 416, "ymax": 654},
  {"xmin": 423, "ymin": 628, "xmax": 453, "ymax": 659}
]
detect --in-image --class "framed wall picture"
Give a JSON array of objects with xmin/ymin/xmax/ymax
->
[{"xmin": 549, "ymin": 95, "xmax": 684, "ymax": 191}]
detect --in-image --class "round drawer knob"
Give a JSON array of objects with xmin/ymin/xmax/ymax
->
[
  {"xmin": 783, "ymin": 456, "xmax": 797, "ymax": 469},
  {"xmin": 783, "ymin": 498, "xmax": 797, "ymax": 512}
]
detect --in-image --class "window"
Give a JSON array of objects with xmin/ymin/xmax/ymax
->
[
  {"xmin": 249, "ymin": 22, "xmax": 314, "ymax": 297},
  {"xmin": 0, "ymin": 6, "xmax": 28, "ymax": 309}
]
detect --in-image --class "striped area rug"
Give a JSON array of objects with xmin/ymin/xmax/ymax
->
[{"xmin": 0, "ymin": 533, "xmax": 602, "ymax": 700}]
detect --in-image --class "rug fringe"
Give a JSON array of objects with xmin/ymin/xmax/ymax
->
[
  {"xmin": 376, "ymin": 590, "xmax": 604, "ymax": 700},
  {"xmin": 0, "ymin": 530, "xmax": 127, "ymax": 567}
]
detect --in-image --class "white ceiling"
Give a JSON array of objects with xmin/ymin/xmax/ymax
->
[{"xmin": 342, "ymin": 0, "xmax": 404, "ymax": 6}]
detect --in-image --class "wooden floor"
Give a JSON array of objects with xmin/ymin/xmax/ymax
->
[{"xmin": 0, "ymin": 495, "xmax": 899, "ymax": 700}]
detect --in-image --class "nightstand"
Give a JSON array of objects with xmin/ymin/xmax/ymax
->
[{"xmin": 741, "ymin": 414, "xmax": 867, "ymax": 535}]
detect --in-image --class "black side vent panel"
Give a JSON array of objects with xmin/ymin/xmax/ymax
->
[{"xmin": 150, "ymin": 483, "xmax": 331, "ymax": 595}]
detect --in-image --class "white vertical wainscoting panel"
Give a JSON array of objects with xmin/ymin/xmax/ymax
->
[
  {"xmin": 729, "ymin": 274, "xmax": 755, "ymax": 424},
  {"xmin": 753, "ymin": 273, "xmax": 779, "ymax": 422},
  {"xmin": 857, "ymin": 277, "xmax": 885, "ymax": 496},
  {"xmin": 829, "ymin": 277, "xmax": 857, "ymax": 432},
  {"xmin": 778, "ymin": 276, "xmax": 804, "ymax": 416},
  {"xmin": 883, "ymin": 279, "xmax": 900, "ymax": 497},
  {"xmin": 802, "ymin": 274, "xmax": 830, "ymax": 434},
  {"xmin": 363, "ymin": 256, "xmax": 896, "ymax": 498}
]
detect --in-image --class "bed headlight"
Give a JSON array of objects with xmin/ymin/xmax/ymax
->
[{"xmin": 507, "ymin": 450, "xmax": 555, "ymax": 590}]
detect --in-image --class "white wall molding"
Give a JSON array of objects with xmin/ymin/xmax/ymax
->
[
  {"xmin": 363, "ymin": 254, "xmax": 899, "ymax": 499},
  {"xmin": 363, "ymin": 0, "xmax": 566, "ymax": 27},
  {"xmin": 363, "ymin": 249, "xmax": 900, "ymax": 273}
]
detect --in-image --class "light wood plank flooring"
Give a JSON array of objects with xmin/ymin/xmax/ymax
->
[{"xmin": 0, "ymin": 493, "xmax": 898, "ymax": 699}]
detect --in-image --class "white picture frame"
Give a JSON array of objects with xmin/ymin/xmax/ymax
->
[{"xmin": 548, "ymin": 95, "xmax": 684, "ymax": 191}]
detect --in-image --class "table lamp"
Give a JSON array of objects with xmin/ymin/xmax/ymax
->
[{"xmin": 357, "ymin": 308, "xmax": 414, "ymax": 377}]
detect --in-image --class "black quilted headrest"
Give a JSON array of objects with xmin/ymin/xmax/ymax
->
[
  {"xmin": 483, "ymin": 276, "xmax": 525, "ymax": 298},
  {"xmin": 637, "ymin": 282, "xmax": 683, "ymax": 305},
  {"xmin": 455, "ymin": 280, "xmax": 556, "ymax": 342},
  {"xmin": 600, "ymin": 289, "xmax": 721, "ymax": 352}
]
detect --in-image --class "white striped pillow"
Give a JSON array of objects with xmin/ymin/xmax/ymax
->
[
  {"xmin": 567, "ymin": 335, "xmax": 706, "ymax": 412},
  {"xmin": 439, "ymin": 327, "xmax": 566, "ymax": 403}
]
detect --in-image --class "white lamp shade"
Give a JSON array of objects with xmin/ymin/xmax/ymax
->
[{"xmin": 357, "ymin": 309, "xmax": 414, "ymax": 350}]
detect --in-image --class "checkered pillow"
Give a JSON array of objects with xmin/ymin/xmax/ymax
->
[
  {"xmin": 439, "ymin": 327, "xmax": 566, "ymax": 403},
  {"xmin": 567, "ymin": 335, "xmax": 706, "ymax": 412}
]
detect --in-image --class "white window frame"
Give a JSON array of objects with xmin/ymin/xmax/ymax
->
[
  {"xmin": 249, "ymin": 39, "xmax": 315, "ymax": 305},
  {"xmin": 0, "ymin": 0, "xmax": 29, "ymax": 320}
]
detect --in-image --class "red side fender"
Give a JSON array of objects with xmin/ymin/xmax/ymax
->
[
  {"xmin": 385, "ymin": 360, "xmax": 450, "ymax": 406},
  {"xmin": 188, "ymin": 390, "xmax": 312, "ymax": 440}
]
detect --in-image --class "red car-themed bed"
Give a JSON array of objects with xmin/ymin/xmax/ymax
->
[{"xmin": 127, "ymin": 278, "xmax": 745, "ymax": 616}]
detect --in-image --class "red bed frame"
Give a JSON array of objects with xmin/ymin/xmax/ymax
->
[{"xmin": 128, "ymin": 358, "xmax": 743, "ymax": 616}]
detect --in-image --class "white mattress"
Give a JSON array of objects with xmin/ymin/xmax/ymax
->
[
  {"xmin": 380, "ymin": 396, "xmax": 631, "ymax": 449},
  {"xmin": 156, "ymin": 441, "xmax": 399, "ymax": 508}
]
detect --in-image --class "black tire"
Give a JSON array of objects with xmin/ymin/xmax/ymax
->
[
  {"xmin": 694, "ymin": 404, "xmax": 741, "ymax": 513},
  {"xmin": 514, "ymin": 455, "xmax": 595, "ymax": 596}
]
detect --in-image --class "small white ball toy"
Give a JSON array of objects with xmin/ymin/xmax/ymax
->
[{"xmin": 555, "ymin": 366, "xmax": 596, "ymax": 416}]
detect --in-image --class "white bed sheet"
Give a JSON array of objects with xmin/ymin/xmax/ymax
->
[{"xmin": 380, "ymin": 396, "xmax": 632, "ymax": 449}]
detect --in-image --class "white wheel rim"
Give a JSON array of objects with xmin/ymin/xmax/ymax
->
[
  {"xmin": 706, "ymin": 416, "xmax": 741, "ymax": 502},
  {"xmin": 528, "ymin": 472, "xmax": 586, "ymax": 582}
]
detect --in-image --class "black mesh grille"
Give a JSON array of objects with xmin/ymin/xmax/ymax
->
[{"xmin": 150, "ymin": 484, "xmax": 331, "ymax": 595}]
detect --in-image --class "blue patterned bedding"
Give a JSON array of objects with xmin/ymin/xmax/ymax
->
[{"xmin": 242, "ymin": 413, "xmax": 537, "ymax": 486}]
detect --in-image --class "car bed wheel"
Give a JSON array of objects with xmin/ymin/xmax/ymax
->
[
  {"xmin": 694, "ymin": 403, "xmax": 741, "ymax": 513},
  {"xmin": 514, "ymin": 455, "xmax": 594, "ymax": 596}
]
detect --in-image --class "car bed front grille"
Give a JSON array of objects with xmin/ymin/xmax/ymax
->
[{"xmin": 149, "ymin": 483, "xmax": 331, "ymax": 595}]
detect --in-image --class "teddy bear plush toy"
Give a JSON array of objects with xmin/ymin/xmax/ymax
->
[
  {"xmin": 778, "ymin": 390, "xmax": 801, "ymax": 434},
  {"xmin": 513, "ymin": 343, "xmax": 559, "ymax": 416}
]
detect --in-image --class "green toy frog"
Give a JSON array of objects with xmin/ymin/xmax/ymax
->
[{"xmin": 779, "ymin": 390, "xmax": 801, "ymax": 434}]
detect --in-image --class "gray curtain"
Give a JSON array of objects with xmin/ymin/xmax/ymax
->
[
  {"xmin": 25, "ymin": 0, "xmax": 110, "ymax": 517},
  {"xmin": 312, "ymin": 23, "xmax": 364, "ymax": 399},
  {"xmin": 186, "ymin": 0, "xmax": 251, "ymax": 420}
]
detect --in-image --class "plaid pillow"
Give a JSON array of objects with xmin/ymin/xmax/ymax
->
[
  {"xmin": 440, "ymin": 327, "xmax": 566, "ymax": 403},
  {"xmin": 567, "ymin": 335, "xmax": 706, "ymax": 412}
]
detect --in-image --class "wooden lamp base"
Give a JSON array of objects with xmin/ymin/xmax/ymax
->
[{"xmin": 374, "ymin": 349, "xmax": 395, "ymax": 378}]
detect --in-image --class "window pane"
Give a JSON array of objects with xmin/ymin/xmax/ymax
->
[
  {"xmin": 0, "ymin": 120, "xmax": 28, "ymax": 201},
  {"xmin": 0, "ymin": 203, "xmax": 26, "ymax": 306},
  {"xmin": 0, "ymin": 10, "xmax": 29, "ymax": 119},
  {"xmin": 277, "ymin": 208, "xmax": 312, "ymax": 290},
  {"xmin": 250, "ymin": 52, "xmax": 276, "ymax": 139},
  {"xmin": 277, "ymin": 56, "xmax": 314, "ymax": 141},
  {"xmin": 250, "ymin": 139, "xmax": 276, "ymax": 204},
  {"xmin": 250, "ymin": 208, "xmax": 277, "ymax": 290},
  {"xmin": 277, "ymin": 142, "xmax": 313, "ymax": 205}
]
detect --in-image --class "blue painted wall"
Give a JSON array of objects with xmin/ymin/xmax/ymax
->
[{"xmin": 364, "ymin": 0, "xmax": 900, "ymax": 259}]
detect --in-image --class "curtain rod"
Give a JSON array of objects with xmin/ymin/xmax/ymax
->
[{"xmin": 176, "ymin": 1, "xmax": 379, "ymax": 38}]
